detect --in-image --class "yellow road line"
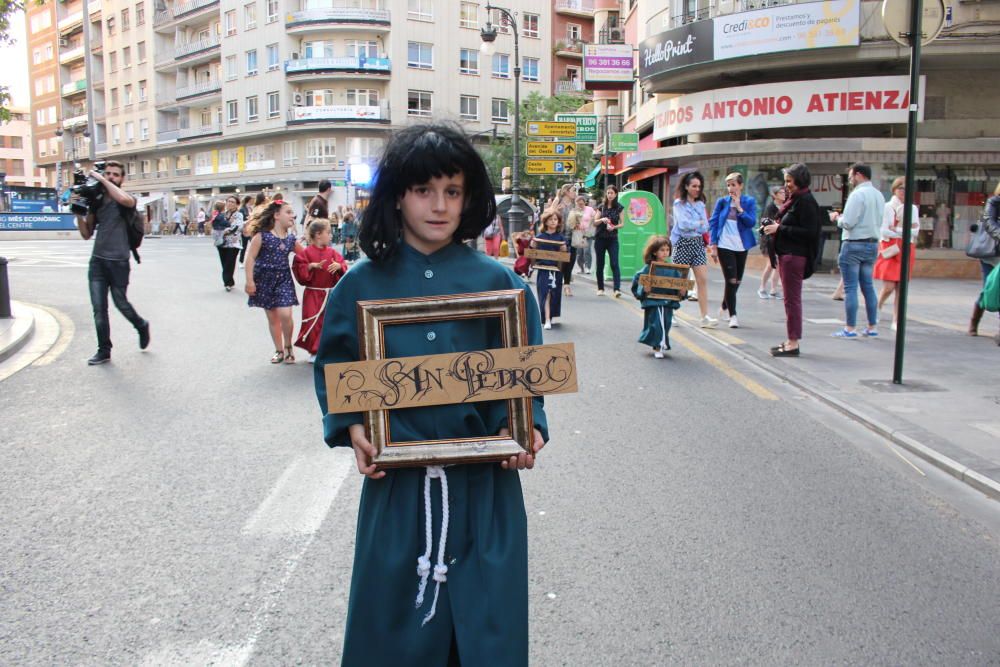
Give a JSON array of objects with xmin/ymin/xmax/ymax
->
[{"xmin": 618, "ymin": 300, "xmax": 778, "ymax": 401}]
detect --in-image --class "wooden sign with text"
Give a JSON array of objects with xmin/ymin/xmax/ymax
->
[
  {"xmin": 325, "ymin": 343, "xmax": 577, "ymax": 414},
  {"xmin": 638, "ymin": 262, "xmax": 693, "ymax": 301},
  {"xmin": 526, "ymin": 237, "xmax": 570, "ymax": 265}
]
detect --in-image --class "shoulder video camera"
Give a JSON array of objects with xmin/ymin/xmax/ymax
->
[{"xmin": 69, "ymin": 160, "xmax": 107, "ymax": 216}]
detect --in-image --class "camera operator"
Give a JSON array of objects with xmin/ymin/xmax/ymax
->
[{"xmin": 75, "ymin": 160, "xmax": 150, "ymax": 366}]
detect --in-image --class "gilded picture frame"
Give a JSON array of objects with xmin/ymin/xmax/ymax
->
[{"xmin": 355, "ymin": 289, "xmax": 534, "ymax": 469}]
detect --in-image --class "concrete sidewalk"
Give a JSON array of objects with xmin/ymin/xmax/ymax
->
[
  {"xmin": 558, "ymin": 259, "xmax": 1000, "ymax": 500},
  {"xmin": 0, "ymin": 302, "xmax": 36, "ymax": 363}
]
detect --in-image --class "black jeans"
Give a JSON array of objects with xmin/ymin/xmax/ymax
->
[
  {"xmin": 561, "ymin": 247, "xmax": 576, "ymax": 285},
  {"xmin": 217, "ymin": 245, "xmax": 240, "ymax": 287},
  {"xmin": 239, "ymin": 233, "xmax": 250, "ymax": 263},
  {"xmin": 717, "ymin": 247, "xmax": 748, "ymax": 316},
  {"xmin": 593, "ymin": 236, "xmax": 621, "ymax": 291},
  {"xmin": 88, "ymin": 256, "xmax": 145, "ymax": 354}
]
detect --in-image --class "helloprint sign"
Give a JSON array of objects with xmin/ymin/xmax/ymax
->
[{"xmin": 653, "ymin": 75, "xmax": 925, "ymax": 141}]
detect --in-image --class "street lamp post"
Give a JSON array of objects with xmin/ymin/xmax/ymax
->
[{"xmin": 482, "ymin": 4, "xmax": 528, "ymax": 240}]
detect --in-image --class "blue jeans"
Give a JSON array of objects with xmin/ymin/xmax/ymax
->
[{"xmin": 839, "ymin": 241, "xmax": 879, "ymax": 328}]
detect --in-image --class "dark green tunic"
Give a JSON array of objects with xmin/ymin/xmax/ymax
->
[{"xmin": 314, "ymin": 242, "xmax": 549, "ymax": 667}]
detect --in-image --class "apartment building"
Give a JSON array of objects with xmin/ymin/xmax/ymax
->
[
  {"xmin": 1, "ymin": 108, "xmax": 48, "ymax": 192},
  {"xmin": 609, "ymin": 0, "xmax": 1000, "ymax": 276},
  {"xmin": 551, "ymin": 0, "xmax": 594, "ymax": 98},
  {"xmin": 79, "ymin": 0, "xmax": 551, "ymax": 221}
]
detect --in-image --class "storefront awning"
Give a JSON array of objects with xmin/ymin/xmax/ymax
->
[
  {"xmin": 628, "ymin": 167, "xmax": 668, "ymax": 184},
  {"xmin": 583, "ymin": 163, "xmax": 603, "ymax": 188}
]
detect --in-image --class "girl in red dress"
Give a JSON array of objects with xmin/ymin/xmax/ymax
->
[{"xmin": 293, "ymin": 219, "xmax": 348, "ymax": 362}]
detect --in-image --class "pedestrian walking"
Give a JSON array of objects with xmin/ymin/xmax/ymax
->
[
  {"xmin": 73, "ymin": 160, "xmax": 150, "ymax": 365},
  {"xmin": 566, "ymin": 199, "xmax": 587, "ymax": 286},
  {"xmin": 244, "ymin": 200, "xmax": 302, "ymax": 364},
  {"xmin": 708, "ymin": 172, "xmax": 758, "ymax": 329},
  {"xmin": 238, "ymin": 195, "xmax": 253, "ymax": 264},
  {"xmin": 513, "ymin": 229, "xmax": 533, "ymax": 279},
  {"xmin": 631, "ymin": 236, "xmax": 685, "ymax": 358},
  {"xmin": 306, "ymin": 179, "xmax": 332, "ymax": 224},
  {"xmin": 572, "ymin": 195, "xmax": 595, "ymax": 273},
  {"xmin": 533, "ymin": 208, "xmax": 567, "ymax": 329},
  {"xmin": 213, "ymin": 196, "xmax": 244, "ymax": 291},
  {"xmin": 830, "ymin": 163, "xmax": 883, "ymax": 338},
  {"xmin": 762, "ymin": 163, "xmax": 822, "ymax": 357},
  {"xmin": 314, "ymin": 123, "xmax": 548, "ymax": 667},
  {"xmin": 292, "ymin": 219, "xmax": 347, "ymax": 362},
  {"xmin": 483, "ymin": 213, "xmax": 505, "ymax": 258},
  {"xmin": 196, "ymin": 207, "xmax": 206, "ymax": 236},
  {"xmin": 341, "ymin": 210, "xmax": 359, "ymax": 261},
  {"xmin": 171, "ymin": 208, "xmax": 183, "ymax": 235},
  {"xmin": 671, "ymin": 172, "xmax": 718, "ymax": 328},
  {"xmin": 758, "ymin": 186, "xmax": 785, "ymax": 299},
  {"xmin": 967, "ymin": 183, "xmax": 1000, "ymax": 342},
  {"xmin": 593, "ymin": 185, "xmax": 624, "ymax": 297},
  {"xmin": 874, "ymin": 177, "xmax": 920, "ymax": 329}
]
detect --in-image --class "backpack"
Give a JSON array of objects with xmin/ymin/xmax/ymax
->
[
  {"xmin": 981, "ymin": 263, "xmax": 1000, "ymax": 312},
  {"xmin": 121, "ymin": 204, "xmax": 145, "ymax": 263}
]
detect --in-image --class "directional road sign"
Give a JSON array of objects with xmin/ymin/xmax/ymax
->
[
  {"xmin": 525, "ymin": 159, "xmax": 577, "ymax": 175},
  {"xmin": 525, "ymin": 121, "xmax": 578, "ymax": 138},
  {"xmin": 555, "ymin": 113, "xmax": 599, "ymax": 143},
  {"xmin": 526, "ymin": 142, "xmax": 577, "ymax": 157}
]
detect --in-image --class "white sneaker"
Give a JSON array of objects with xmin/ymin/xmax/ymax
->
[
  {"xmin": 729, "ymin": 316, "xmax": 740, "ymax": 328},
  {"xmin": 718, "ymin": 308, "xmax": 730, "ymax": 322},
  {"xmin": 653, "ymin": 350, "xmax": 665, "ymax": 359},
  {"xmin": 757, "ymin": 289, "xmax": 770, "ymax": 299},
  {"xmin": 550, "ymin": 317, "xmax": 560, "ymax": 325},
  {"xmin": 596, "ymin": 289, "xmax": 605, "ymax": 296},
  {"xmin": 307, "ymin": 353, "xmax": 317, "ymax": 363},
  {"xmin": 543, "ymin": 322, "xmax": 552, "ymax": 330},
  {"xmin": 700, "ymin": 315, "xmax": 718, "ymax": 329}
]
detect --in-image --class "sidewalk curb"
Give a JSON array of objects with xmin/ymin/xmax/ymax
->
[
  {"xmin": 561, "ymin": 264, "xmax": 1000, "ymax": 502},
  {"xmin": 0, "ymin": 302, "xmax": 36, "ymax": 364}
]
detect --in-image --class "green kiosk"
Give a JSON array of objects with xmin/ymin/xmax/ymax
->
[{"xmin": 606, "ymin": 190, "xmax": 668, "ymax": 281}]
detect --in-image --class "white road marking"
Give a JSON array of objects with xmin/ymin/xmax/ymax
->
[
  {"xmin": 139, "ymin": 640, "xmax": 254, "ymax": 667},
  {"xmin": 971, "ymin": 422, "xmax": 1000, "ymax": 439}
]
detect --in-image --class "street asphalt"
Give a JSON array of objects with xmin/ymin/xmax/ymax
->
[{"xmin": 1, "ymin": 238, "xmax": 999, "ymax": 666}]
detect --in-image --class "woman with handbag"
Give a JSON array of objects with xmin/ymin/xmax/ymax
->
[
  {"xmin": 874, "ymin": 177, "xmax": 920, "ymax": 329},
  {"xmin": 968, "ymin": 184, "xmax": 1000, "ymax": 339},
  {"xmin": 483, "ymin": 214, "xmax": 505, "ymax": 258}
]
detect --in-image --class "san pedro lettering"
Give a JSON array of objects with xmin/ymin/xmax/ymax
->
[{"xmin": 325, "ymin": 343, "xmax": 577, "ymax": 414}]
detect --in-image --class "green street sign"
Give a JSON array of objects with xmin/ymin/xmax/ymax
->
[
  {"xmin": 525, "ymin": 159, "xmax": 577, "ymax": 175},
  {"xmin": 555, "ymin": 113, "xmax": 598, "ymax": 144},
  {"xmin": 526, "ymin": 141, "xmax": 577, "ymax": 157},
  {"xmin": 609, "ymin": 132, "xmax": 639, "ymax": 152}
]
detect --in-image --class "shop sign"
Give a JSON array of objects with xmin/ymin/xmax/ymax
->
[
  {"xmin": 639, "ymin": 20, "xmax": 714, "ymax": 80},
  {"xmin": 0, "ymin": 213, "xmax": 78, "ymax": 231},
  {"xmin": 554, "ymin": 113, "xmax": 598, "ymax": 143},
  {"xmin": 610, "ymin": 133, "xmax": 639, "ymax": 152},
  {"xmin": 713, "ymin": 0, "xmax": 860, "ymax": 61},
  {"xmin": 582, "ymin": 43, "xmax": 634, "ymax": 91},
  {"xmin": 653, "ymin": 75, "xmax": 924, "ymax": 141}
]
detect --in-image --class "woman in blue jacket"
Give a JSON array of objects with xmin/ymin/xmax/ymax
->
[{"xmin": 708, "ymin": 172, "xmax": 758, "ymax": 328}]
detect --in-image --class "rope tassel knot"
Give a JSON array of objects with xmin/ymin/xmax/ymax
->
[{"xmin": 414, "ymin": 465, "xmax": 450, "ymax": 626}]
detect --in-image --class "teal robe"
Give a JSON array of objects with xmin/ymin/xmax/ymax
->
[
  {"xmin": 314, "ymin": 241, "xmax": 549, "ymax": 667},
  {"xmin": 630, "ymin": 263, "xmax": 683, "ymax": 350}
]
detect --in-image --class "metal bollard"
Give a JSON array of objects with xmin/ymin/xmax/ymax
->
[{"xmin": 0, "ymin": 257, "xmax": 11, "ymax": 318}]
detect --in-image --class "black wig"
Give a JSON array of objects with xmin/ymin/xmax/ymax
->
[{"xmin": 359, "ymin": 123, "xmax": 497, "ymax": 261}]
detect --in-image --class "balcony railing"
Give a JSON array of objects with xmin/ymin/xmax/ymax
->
[
  {"xmin": 286, "ymin": 103, "xmax": 388, "ymax": 124},
  {"xmin": 285, "ymin": 8, "xmax": 391, "ymax": 28},
  {"xmin": 176, "ymin": 77, "xmax": 222, "ymax": 99},
  {"xmin": 554, "ymin": 0, "xmax": 594, "ymax": 14},
  {"xmin": 285, "ymin": 56, "xmax": 391, "ymax": 75},
  {"xmin": 555, "ymin": 79, "xmax": 587, "ymax": 95},
  {"xmin": 59, "ymin": 45, "xmax": 86, "ymax": 64},
  {"xmin": 174, "ymin": 33, "xmax": 222, "ymax": 60},
  {"xmin": 62, "ymin": 113, "xmax": 88, "ymax": 129},
  {"xmin": 178, "ymin": 122, "xmax": 222, "ymax": 139},
  {"xmin": 554, "ymin": 40, "xmax": 584, "ymax": 57},
  {"xmin": 157, "ymin": 129, "xmax": 180, "ymax": 143},
  {"xmin": 58, "ymin": 10, "xmax": 84, "ymax": 33},
  {"xmin": 173, "ymin": 0, "xmax": 220, "ymax": 19},
  {"xmin": 61, "ymin": 79, "xmax": 87, "ymax": 96}
]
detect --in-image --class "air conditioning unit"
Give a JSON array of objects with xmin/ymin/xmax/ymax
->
[
  {"xmin": 292, "ymin": 92, "xmax": 304, "ymax": 106},
  {"xmin": 58, "ymin": 37, "xmax": 69, "ymax": 47},
  {"xmin": 608, "ymin": 28, "xmax": 624, "ymax": 43},
  {"xmin": 290, "ymin": 51, "xmax": 300, "ymax": 60}
]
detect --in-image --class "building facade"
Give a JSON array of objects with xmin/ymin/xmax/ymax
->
[
  {"xmin": 1, "ymin": 108, "xmax": 48, "ymax": 194},
  {"xmin": 551, "ymin": 0, "xmax": 594, "ymax": 99},
  {"xmin": 611, "ymin": 0, "xmax": 1000, "ymax": 276},
  {"xmin": 48, "ymin": 0, "xmax": 553, "ymax": 222}
]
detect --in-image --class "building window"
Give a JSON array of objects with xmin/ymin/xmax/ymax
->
[
  {"xmin": 305, "ymin": 89, "xmax": 334, "ymax": 106},
  {"xmin": 140, "ymin": 118, "xmax": 149, "ymax": 140},
  {"xmin": 347, "ymin": 88, "xmax": 378, "ymax": 106},
  {"xmin": 106, "ymin": 16, "xmax": 115, "ymax": 35},
  {"xmin": 460, "ymin": 95, "xmax": 478, "ymax": 121},
  {"xmin": 137, "ymin": 41, "xmax": 146, "ymax": 63},
  {"xmin": 127, "ymin": 160, "xmax": 136, "ymax": 176},
  {"xmin": 138, "ymin": 79, "xmax": 147, "ymax": 102},
  {"xmin": 227, "ymin": 100, "xmax": 238, "ymax": 125},
  {"xmin": 407, "ymin": 42, "xmax": 432, "ymax": 70},
  {"xmin": 491, "ymin": 98, "xmax": 509, "ymax": 123},
  {"xmin": 267, "ymin": 91, "xmax": 280, "ymax": 118},
  {"xmin": 246, "ymin": 95, "xmax": 259, "ymax": 122},
  {"xmin": 33, "ymin": 48, "xmax": 41, "ymax": 65},
  {"xmin": 266, "ymin": 0, "xmax": 278, "ymax": 23},
  {"xmin": 124, "ymin": 84, "xmax": 133, "ymax": 106},
  {"xmin": 459, "ymin": 48, "xmax": 479, "ymax": 75},
  {"xmin": 489, "ymin": 8, "xmax": 511, "ymax": 33},
  {"xmin": 346, "ymin": 40, "xmax": 378, "ymax": 58},
  {"xmin": 125, "ymin": 121, "xmax": 135, "ymax": 143},
  {"xmin": 567, "ymin": 23, "xmax": 581, "ymax": 41},
  {"xmin": 9, "ymin": 159, "xmax": 24, "ymax": 176},
  {"xmin": 38, "ymin": 139, "xmax": 46, "ymax": 157},
  {"xmin": 201, "ymin": 108, "xmax": 213, "ymax": 126},
  {"xmin": 266, "ymin": 43, "xmax": 279, "ymax": 71},
  {"xmin": 283, "ymin": 140, "xmax": 297, "ymax": 167},
  {"xmin": 459, "ymin": 2, "xmax": 478, "ymax": 29},
  {"xmin": 121, "ymin": 8, "xmax": 130, "ymax": 30},
  {"xmin": 139, "ymin": 159, "xmax": 150, "ymax": 176},
  {"xmin": 246, "ymin": 49, "xmax": 258, "ymax": 76},
  {"xmin": 225, "ymin": 10, "xmax": 236, "ymax": 36},
  {"xmin": 225, "ymin": 55, "xmax": 238, "ymax": 80},
  {"xmin": 306, "ymin": 138, "xmax": 337, "ymax": 165},
  {"xmin": 122, "ymin": 46, "xmax": 131, "ymax": 68},
  {"xmin": 29, "ymin": 10, "xmax": 52, "ymax": 34},
  {"xmin": 244, "ymin": 2, "xmax": 256, "ymax": 30},
  {"xmin": 408, "ymin": 0, "xmax": 432, "ymax": 21},
  {"xmin": 108, "ymin": 51, "xmax": 117, "ymax": 72},
  {"xmin": 135, "ymin": 2, "xmax": 145, "ymax": 25},
  {"xmin": 110, "ymin": 88, "xmax": 119, "ymax": 110},
  {"xmin": 492, "ymin": 53, "xmax": 510, "ymax": 78},
  {"xmin": 407, "ymin": 90, "xmax": 432, "ymax": 117},
  {"xmin": 523, "ymin": 13, "xmax": 538, "ymax": 38},
  {"xmin": 523, "ymin": 57, "xmax": 539, "ymax": 82}
]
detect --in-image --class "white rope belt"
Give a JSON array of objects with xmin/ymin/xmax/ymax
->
[
  {"xmin": 415, "ymin": 465, "xmax": 449, "ymax": 626},
  {"xmin": 299, "ymin": 286, "xmax": 330, "ymax": 342}
]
